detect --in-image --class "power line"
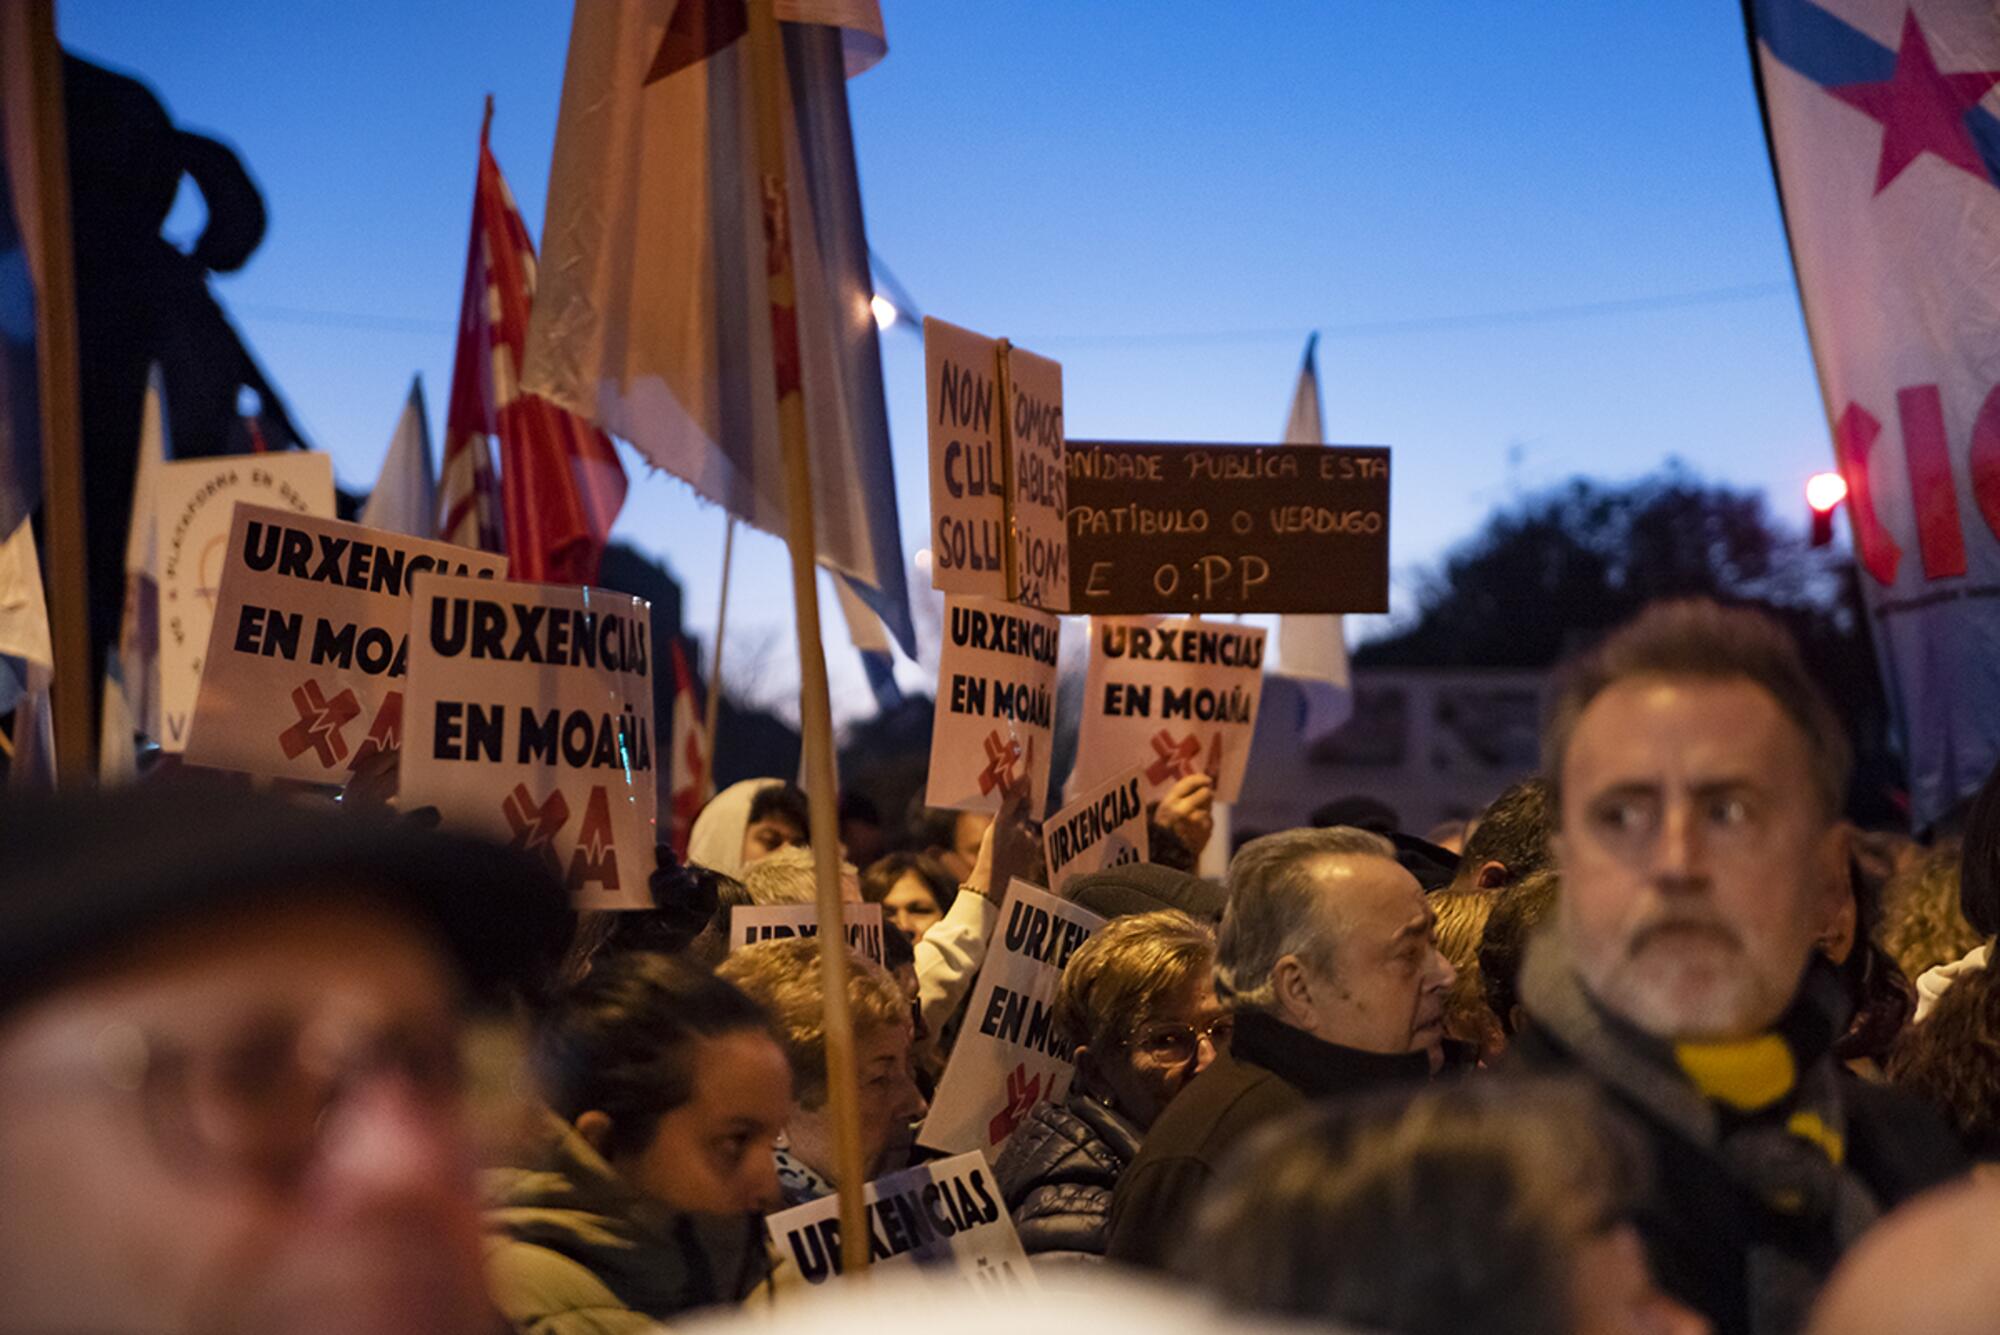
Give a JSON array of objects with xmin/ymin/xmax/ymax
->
[{"xmin": 227, "ymin": 277, "xmax": 1797, "ymax": 346}]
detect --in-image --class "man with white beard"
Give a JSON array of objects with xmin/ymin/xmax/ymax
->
[{"xmin": 1510, "ymin": 599, "xmax": 1964, "ymax": 1335}]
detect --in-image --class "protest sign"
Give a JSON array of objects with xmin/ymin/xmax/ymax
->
[
  {"xmin": 184, "ymin": 507, "xmax": 506, "ymax": 781},
  {"xmin": 1042, "ymin": 765, "xmax": 1149, "ymax": 895},
  {"xmin": 401, "ymin": 573, "xmax": 657, "ymax": 909},
  {"xmin": 1072, "ymin": 616, "xmax": 1267, "ymax": 804},
  {"xmin": 155, "ymin": 454, "xmax": 335, "ymax": 751},
  {"xmin": 1066, "ymin": 441, "xmax": 1389, "ymax": 614},
  {"xmin": 729, "ymin": 902, "xmax": 886, "ymax": 965},
  {"xmin": 764, "ymin": 1151, "xmax": 1034, "ymax": 1295},
  {"xmin": 918, "ymin": 880, "xmax": 1104, "ymax": 1157},
  {"xmin": 926, "ymin": 318, "xmax": 1007, "ymax": 599},
  {"xmin": 924, "ymin": 596, "xmax": 1059, "ymax": 815},
  {"xmin": 1002, "ymin": 344, "xmax": 1067, "ymax": 611},
  {"xmin": 924, "ymin": 317, "xmax": 1067, "ymax": 610}
]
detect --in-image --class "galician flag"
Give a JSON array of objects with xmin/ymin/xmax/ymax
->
[
  {"xmin": 1748, "ymin": 0, "xmax": 2000, "ymax": 824},
  {"xmin": 521, "ymin": 0, "xmax": 916, "ymax": 655},
  {"xmin": 667, "ymin": 636, "xmax": 710, "ymax": 859}
]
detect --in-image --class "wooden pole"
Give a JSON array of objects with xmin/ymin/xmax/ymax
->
[
  {"xmin": 741, "ymin": 0, "xmax": 870, "ymax": 1275},
  {"xmin": 703, "ymin": 515, "xmax": 734, "ymax": 801},
  {"xmin": 23, "ymin": 0, "xmax": 94, "ymax": 781}
]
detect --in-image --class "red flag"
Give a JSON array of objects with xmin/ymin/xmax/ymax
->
[
  {"xmin": 440, "ymin": 100, "xmax": 626, "ymax": 580},
  {"xmin": 667, "ymin": 638, "xmax": 710, "ymax": 859}
]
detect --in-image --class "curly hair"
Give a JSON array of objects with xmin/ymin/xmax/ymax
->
[
  {"xmin": 1877, "ymin": 843, "xmax": 1980, "ymax": 984},
  {"xmin": 716, "ymin": 938, "xmax": 910, "ymax": 1110},
  {"xmin": 1887, "ymin": 959, "xmax": 2000, "ymax": 1158}
]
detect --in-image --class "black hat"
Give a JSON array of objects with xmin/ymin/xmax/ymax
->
[
  {"xmin": 0, "ymin": 779, "xmax": 570, "ymax": 1013},
  {"xmin": 1062, "ymin": 862, "xmax": 1226, "ymax": 923}
]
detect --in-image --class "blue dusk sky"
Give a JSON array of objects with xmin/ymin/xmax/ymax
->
[{"xmin": 58, "ymin": 2, "xmax": 1833, "ymax": 721}]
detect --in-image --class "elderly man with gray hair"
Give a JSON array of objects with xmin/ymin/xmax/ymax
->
[{"xmin": 1104, "ymin": 826, "xmax": 1455, "ymax": 1269}]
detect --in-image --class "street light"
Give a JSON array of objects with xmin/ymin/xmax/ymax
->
[{"xmin": 1807, "ymin": 470, "xmax": 1847, "ymax": 547}]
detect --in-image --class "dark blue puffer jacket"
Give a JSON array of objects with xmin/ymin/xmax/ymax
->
[{"xmin": 991, "ymin": 1092, "xmax": 1144, "ymax": 1265}]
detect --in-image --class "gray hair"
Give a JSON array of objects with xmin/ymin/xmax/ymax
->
[{"xmin": 1216, "ymin": 826, "xmax": 1398, "ymax": 1012}]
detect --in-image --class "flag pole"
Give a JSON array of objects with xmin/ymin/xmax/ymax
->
[
  {"xmin": 703, "ymin": 515, "xmax": 735, "ymax": 800},
  {"xmin": 23, "ymin": 0, "xmax": 94, "ymax": 781},
  {"xmin": 742, "ymin": 0, "xmax": 870, "ymax": 1275}
]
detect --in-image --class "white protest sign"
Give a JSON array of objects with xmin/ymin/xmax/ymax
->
[
  {"xmin": 155, "ymin": 454, "xmax": 335, "ymax": 751},
  {"xmin": 401, "ymin": 573, "xmax": 657, "ymax": 909},
  {"xmin": 918, "ymin": 880, "xmax": 1104, "ymax": 1157},
  {"xmin": 729, "ymin": 903, "xmax": 886, "ymax": 965},
  {"xmin": 184, "ymin": 507, "xmax": 506, "ymax": 781},
  {"xmin": 925, "ymin": 596, "xmax": 1059, "ymax": 815},
  {"xmin": 764, "ymin": 1151, "xmax": 1035, "ymax": 1295},
  {"xmin": 926, "ymin": 318, "xmax": 1007, "ymax": 598},
  {"xmin": 1042, "ymin": 765, "xmax": 1149, "ymax": 895},
  {"xmin": 1072, "ymin": 615, "xmax": 1267, "ymax": 804},
  {"xmin": 1002, "ymin": 342, "xmax": 1067, "ymax": 612}
]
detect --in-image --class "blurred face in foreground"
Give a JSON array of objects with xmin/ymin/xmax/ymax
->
[
  {"xmin": 0, "ymin": 896, "xmax": 489, "ymax": 1335},
  {"xmin": 1570, "ymin": 1222, "xmax": 1713, "ymax": 1335},
  {"xmin": 1556, "ymin": 676, "xmax": 1843, "ymax": 1040},
  {"xmin": 1275, "ymin": 855, "xmax": 1457, "ymax": 1056}
]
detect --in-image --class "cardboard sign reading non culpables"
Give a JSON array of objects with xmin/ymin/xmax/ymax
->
[
  {"xmin": 1003, "ymin": 344, "xmax": 1067, "ymax": 610},
  {"xmin": 924, "ymin": 596, "xmax": 1059, "ymax": 816},
  {"xmin": 764, "ymin": 1152, "xmax": 1036, "ymax": 1295},
  {"xmin": 1043, "ymin": 765, "xmax": 1150, "ymax": 895},
  {"xmin": 1066, "ymin": 441, "xmax": 1389, "ymax": 614},
  {"xmin": 156, "ymin": 455, "xmax": 336, "ymax": 751},
  {"xmin": 184, "ymin": 507, "xmax": 507, "ymax": 782},
  {"xmin": 924, "ymin": 316, "xmax": 1067, "ymax": 612},
  {"xmin": 728, "ymin": 903, "xmax": 886, "ymax": 965},
  {"xmin": 401, "ymin": 573, "xmax": 657, "ymax": 910},
  {"xmin": 1071, "ymin": 616, "xmax": 1267, "ymax": 805},
  {"xmin": 917, "ymin": 880, "xmax": 1104, "ymax": 1157}
]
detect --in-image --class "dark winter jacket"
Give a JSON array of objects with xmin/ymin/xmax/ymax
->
[
  {"xmin": 1511, "ymin": 936, "xmax": 1967, "ymax": 1335},
  {"xmin": 992, "ymin": 1089, "xmax": 1145, "ymax": 1264},
  {"xmin": 1104, "ymin": 1009, "xmax": 1430, "ymax": 1270},
  {"xmin": 484, "ymin": 1113, "xmax": 769, "ymax": 1335}
]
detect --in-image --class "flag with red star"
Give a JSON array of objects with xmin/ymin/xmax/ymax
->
[{"xmin": 1748, "ymin": 0, "xmax": 2000, "ymax": 824}]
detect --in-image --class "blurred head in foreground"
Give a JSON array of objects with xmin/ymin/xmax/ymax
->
[
  {"xmin": 0, "ymin": 781, "xmax": 566, "ymax": 1335},
  {"xmin": 1187, "ymin": 1080, "xmax": 1709, "ymax": 1335},
  {"xmin": 1808, "ymin": 1179, "xmax": 2000, "ymax": 1335}
]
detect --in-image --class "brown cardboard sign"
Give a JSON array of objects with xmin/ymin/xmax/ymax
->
[{"xmin": 1066, "ymin": 441, "xmax": 1389, "ymax": 614}]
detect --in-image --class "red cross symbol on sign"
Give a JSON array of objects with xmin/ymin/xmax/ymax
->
[
  {"xmin": 503, "ymin": 784, "xmax": 571, "ymax": 871},
  {"xmin": 987, "ymin": 1062, "xmax": 1043, "ymax": 1147},
  {"xmin": 977, "ymin": 729, "xmax": 1024, "ymax": 796},
  {"xmin": 1145, "ymin": 729, "xmax": 1202, "ymax": 787},
  {"xmin": 277, "ymin": 679, "xmax": 362, "ymax": 768}
]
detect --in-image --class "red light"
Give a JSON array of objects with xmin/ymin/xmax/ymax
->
[{"xmin": 1806, "ymin": 472, "xmax": 1848, "ymax": 514}]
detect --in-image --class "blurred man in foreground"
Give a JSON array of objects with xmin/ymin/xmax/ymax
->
[
  {"xmin": 0, "ymin": 782, "xmax": 565, "ymax": 1334},
  {"xmin": 1513, "ymin": 600, "xmax": 1965, "ymax": 1334}
]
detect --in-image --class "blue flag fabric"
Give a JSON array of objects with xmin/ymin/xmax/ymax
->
[
  {"xmin": 0, "ymin": 89, "xmax": 40, "ymax": 540},
  {"xmin": 1749, "ymin": 0, "xmax": 2000, "ymax": 825}
]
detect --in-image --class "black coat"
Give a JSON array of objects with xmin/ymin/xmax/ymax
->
[
  {"xmin": 1510, "ymin": 1022, "xmax": 1967, "ymax": 1335},
  {"xmin": 1104, "ymin": 1010, "xmax": 1430, "ymax": 1270},
  {"xmin": 992, "ymin": 1091, "xmax": 1144, "ymax": 1263}
]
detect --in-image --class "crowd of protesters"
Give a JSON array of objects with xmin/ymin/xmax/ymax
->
[{"xmin": 5, "ymin": 596, "xmax": 2000, "ymax": 1334}]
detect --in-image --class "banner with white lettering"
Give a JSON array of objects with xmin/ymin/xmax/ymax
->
[
  {"xmin": 1750, "ymin": 1, "xmax": 2000, "ymax": 825},
  {"xmin": 184, "ymin": 508, "xmax": 506, "ymax": 782},
  {"xmin": 1043, "ymin": 765, "xmax": 1149, "ymax": 895},
  {"xmin": 917, "ymin": 880, "xmax": 1104, "ymax": 1156},
  {"xmin": 1072, "ymin": 616, "xmax": 1266, "ymax": 804},
  {"xmin": 401, "ymin": 573, "xmax": 656, "ymax": 909},
  {"xmin": 729, "ymin": 903, "xmax": 886, "ymax": 965},
  {"xmin": 925, "ymin": 596, "xmax": 1060, "ymax": 815},
  {"xmin": 155, "ymin": 456, "xmax": 335, "ymax": 751},
  {"xmin": 764, "ymin": 1152, "xmax": 1035, "ymax": 1295}
]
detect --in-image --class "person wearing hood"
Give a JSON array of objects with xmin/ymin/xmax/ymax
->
[
  {"xmin": 486, "ymin": 952, "xmax": 793, "ymax": 1333},
  {"xmin": 686, "ymin": 780, "xmax": 810, "ymax": 883}
]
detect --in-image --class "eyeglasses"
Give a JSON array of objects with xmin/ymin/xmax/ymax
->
[
  {"xmin": 76, "ymin": 1011, "xmax": 464, "ymax": 1184},
  {"xmin": 1127, "ymin": 1015, "xmax": 1235, "ymax": 1066}
]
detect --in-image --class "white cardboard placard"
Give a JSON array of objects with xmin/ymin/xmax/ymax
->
[
  {"xmin": 924, "ymin": 595, "xmax": 1060, "ymax": 815},
  {"xmin": 1042, "ymin": 764, "xmax": 1150, "ymax": 895},
  {"xmin": 728, "ymin": 902, "xmax": 886, "ymax": 965}
]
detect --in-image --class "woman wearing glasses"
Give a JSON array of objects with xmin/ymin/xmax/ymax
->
[{"xmin": 993, "ymin": 910, "xmax": 1224, "ymax": 1268}]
